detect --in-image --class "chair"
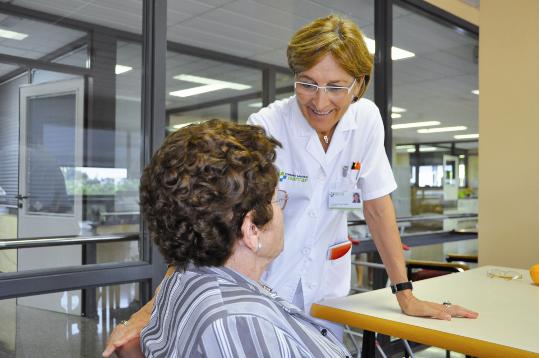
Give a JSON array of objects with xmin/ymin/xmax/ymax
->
[
  {"xmin": 445, "ymin": 253, "xmax": 478, "ymax": 264},
  {"xmin": 406, "ymin": 259, "xmax": 470, "ymax": 282}
]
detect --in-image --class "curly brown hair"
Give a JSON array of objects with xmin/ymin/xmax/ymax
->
[{"xmin": 140, "ymin": 119, "xmax": 281, "ymax": 270}]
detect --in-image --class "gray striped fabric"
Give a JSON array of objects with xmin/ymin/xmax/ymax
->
[{"xmin": 141, "ymin": 265, "xmax": 351, "ymax": 357}]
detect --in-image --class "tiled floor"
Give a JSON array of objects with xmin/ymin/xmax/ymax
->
[{"xmin": 0, "ymin": 293, "xmax": 139, "ymax": 357}]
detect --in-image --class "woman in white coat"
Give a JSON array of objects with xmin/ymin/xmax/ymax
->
[
  {"xmin": 246, "ymin": 14, "xmax": 477, "ymax": 336},
  {"xmin": 103, "ymin": 14, "xmax": 477, "ymax": 357}
]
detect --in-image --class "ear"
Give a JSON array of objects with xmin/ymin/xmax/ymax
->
[
  {"xmin": 352, "ymin": 76, "xmax": 365, "ymax": 103},
  {"xmin": 240, "ymin": 210, "xmax": 260, "ymax": 252}
]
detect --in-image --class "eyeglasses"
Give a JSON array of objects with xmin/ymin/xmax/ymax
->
[
  {"xmin": 294, "ymin": 78, "xmax": 356, "ymax": 99},
  {"xmin": 272, "ymin": 189, "xmax": 288, "ymax": 210}
]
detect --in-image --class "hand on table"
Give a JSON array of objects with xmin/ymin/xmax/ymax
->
[{"xmin": 396, "ymin": 291, "xmax": 479, "ymax": 321}]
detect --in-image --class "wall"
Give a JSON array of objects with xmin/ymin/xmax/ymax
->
[
  {"xmin": 478, "ymin": 1, "xmax": 539, "ymax": 268},
  {"xmin": 467, "ymin": 154, "xmax": 478, "ymax": 191},
  {"xmin": 425, "ymin": 0, "xmax": 479, "ymax": 26}
]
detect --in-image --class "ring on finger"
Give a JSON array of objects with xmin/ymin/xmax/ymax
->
[
  {"xmin": 119, "ymin": 320, "xmax": 129, "ymax": 327},
  {"xmin": 442, "ymin": 301, "xmax": 452, "ymax": 311}
]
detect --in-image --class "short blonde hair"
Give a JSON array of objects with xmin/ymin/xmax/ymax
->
[{"xmin": 287, "ymin": 14, "xmax": 373, "ymax": 98}]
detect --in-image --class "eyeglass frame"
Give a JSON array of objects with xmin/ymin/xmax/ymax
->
[
  {"xmin": 272, "ymin": 189, "xmax": 288, "ymax": 210},
  {"xmin": 293, "ymin": 77, "xmax": 357, "ymax": 98}
]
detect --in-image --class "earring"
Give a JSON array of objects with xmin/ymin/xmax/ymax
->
[
  {"xmin": 352, "ymin": 96, "xmax": 359, "ymax": 103},
  {"xmin": 255, "ymin": 241, "xmax": 262, "ymax": 253}
]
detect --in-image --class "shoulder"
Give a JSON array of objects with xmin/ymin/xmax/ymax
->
[
  {"xmin": 156, "ymin": 270, "xmax": 224, "ymax": 314},
  {"xmin": 350, "ymin": 98, "xmax": 382, "ymax": 123},
  {"xmin": 247, "ymin": 96, "xmax": 295, "ymax": 136}
]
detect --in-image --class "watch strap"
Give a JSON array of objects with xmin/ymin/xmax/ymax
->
[{"xmin": 390, "ymin": 281, "xmax": 413, "ymax": 294}]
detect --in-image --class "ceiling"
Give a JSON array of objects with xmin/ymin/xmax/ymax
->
[{"xmin": 0, "ymin": 0, "xmax": 478, "ymax": 147}]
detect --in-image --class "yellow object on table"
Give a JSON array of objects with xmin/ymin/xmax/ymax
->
[{"xmin": 530, "ymin": 264, "xmax": 539, "ymax": 285}]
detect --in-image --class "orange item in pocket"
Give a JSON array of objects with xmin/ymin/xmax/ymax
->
[{"xmin": 327, "ymin": 241, "xmax": 352, "ymax": 260}]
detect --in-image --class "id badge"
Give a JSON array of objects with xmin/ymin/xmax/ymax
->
[
  {"xmin": 328, "ymin": 162, "xmax": 362, "ymax": 209},
  {"xmin": 328, "ymin": 190, "xmax": 362, "ymax": 209}
]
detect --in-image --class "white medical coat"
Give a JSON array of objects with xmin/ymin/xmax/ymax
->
[{"xmin": 248, "ymin": 96, "xmax": 397, "ymax": 315}]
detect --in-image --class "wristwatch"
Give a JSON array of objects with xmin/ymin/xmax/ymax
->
[{"xmin": 390, "ymin": 281, "xmax": 413, "ymax": 294}]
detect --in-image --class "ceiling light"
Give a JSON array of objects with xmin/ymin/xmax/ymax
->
[
  {"xmin": 392, "ymin": 121, "xmax": 440, "ymax": 129},
  {"xmin": 392, "ymin": 106, "xmax": 407, "ymax": 113},
  {"xmin": 418, "ymin": 126, "xmax": 467, "ymax": 133},
  {"xmin": 171, "ymin": 84, "xmax": 232, "ymax": 97},
  {"xmin": 418, "ymin": 146, "xmax": 438, "ymax": 152},
  {"xmin": 391, "ymin": 113, "xmax": 402, "ymax": 119},
  {"xmin": 459, "ymin": 155, "xmax": 466, "ymax": 158},
  {"xmin": 396, "ymin": 145, "xmax": 415, "ymax": 150},
  {"xmin": 171, "ymin": 74, "xmax": 251, "ymax": 98},
  {"xmin": 471, "ymin": 90, "xmax": 479, "ymax": 95},
  {"xmin": 174, "ymin": 74, "xmax": 250, "ymax": 90},
  {"xmin": 248, "ymin": 102, "xmax": 263, "ymax": 108},
  {"xmin": 454, "ymin": 133, "xmax": 479, "ymax": 139},
  {"xmin": 115, "ymin": 65, "xmax": 133, "ymax": 75},
  {"xmin": 172, "ymin": 123, "xmax": 196, "ymax": 130},
  {"xmin": 364, "ymin": 37, "xmax": 415, "ymax": 60},
  {"xmin": 0, "ymin": 28, "xmax": 28, "ymax": 40}
]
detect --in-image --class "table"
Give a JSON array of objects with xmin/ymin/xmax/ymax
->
[{"xmin": 311, "ymin": 265, "xmax": 539, "ymax": 357}]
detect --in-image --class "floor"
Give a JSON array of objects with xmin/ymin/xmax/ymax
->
[{"xmin": 0, "ymin": 287, "xmax": 140, "ymax": 358}]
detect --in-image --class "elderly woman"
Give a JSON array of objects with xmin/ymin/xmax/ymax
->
[{"xmin": 137, "ymin": 119, "xmax": 350, "ymax": 357}]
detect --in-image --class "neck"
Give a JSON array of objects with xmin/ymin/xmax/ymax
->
[
  {"xmin": 224, "ymin": 248, "xmax": 269, "ymax": 283},
  {"xmin": 317, "ymin": 126, "xmax": 336, "ymax": 152}
]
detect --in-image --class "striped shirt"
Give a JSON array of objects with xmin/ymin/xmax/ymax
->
[{"xmin": 141, "ymin": 265, "xmax": 351, "ymax": 357}]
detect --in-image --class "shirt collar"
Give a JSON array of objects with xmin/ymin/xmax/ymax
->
[{"xmin": 185, "ymin": 264, "xmax": 267, "ymax": 295}]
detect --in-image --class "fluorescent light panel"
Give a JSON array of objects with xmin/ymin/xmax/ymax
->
[
  {"xmin": 471, "ymin": 90, "xmax": 479, "ymax": 95},
  {"xmin": 364, "ymin": 37, "xmax": 415, "ymax": 60},
  {"xmin": 454, "ymin": 133, "xmax": 479, "ymax": 139},
  {"xmin": 115, "ymin": 65, "xmax": 133, "ymax": 75},
  {"xmin": 418, "ymin": 126, "xmax": 467, "ymax": 133},
  {"xmin": 392, "ymin": 121, "xmax": 440, "ymax": 129},
  {"xmin": 172, "ymin": 123, "xmax": 194, "ymax": 129},
  {"xmin": 397, "ymin": 145, "xmax": 438, "ymax": 153},
  {"xmin": 396, "ymin": 145, "xmax": 415, "ymax": 150},
  {"xmin": 0, "ymin": 28, "xmax": 28, "ymax": 40},
  {"xmin": 171, "ymin": 74, "xmax": 251, "ymax": 98},
  {"xmin": 417, "ymin": 146, "xmax": 438, "ymax": 152},
  {"xmin": 174, "ymin": 74, "xmax": 250, "ymax": 90},
  {"xmin": 248, "ymin": 102, "xmax": 263, "ymax": 108},
  {"xmin": 392, "ymin": 106, "xmax": 407, "ymax": 113},
  {"xmin": 391, "ymin": 113, "xmax": 402, "ymax": 119},
  {"xmin": 170, "ymin": 84, "xmax": 229, "ymax": 97}
]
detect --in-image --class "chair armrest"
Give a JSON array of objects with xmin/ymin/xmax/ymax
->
[
  {"xmin": 445, "ymin": 253, "xmax": 478, "ymax": 263},
  {"xmin": 406, "ymin": 259, "xmax": 470, "ymax": 272}
]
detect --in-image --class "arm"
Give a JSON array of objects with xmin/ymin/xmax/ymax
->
[
  {"xmin": 102, "ymin": 266, "xmax": 175, "ymax": 357},
  {"xmin": 363, "ymin": 195, "xmax": 478, "ymax": 320}
]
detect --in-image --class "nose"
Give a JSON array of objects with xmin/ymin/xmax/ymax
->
[{"xmin": 311, "ymin": 88, "xmax": 331, "ymax": 109}]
